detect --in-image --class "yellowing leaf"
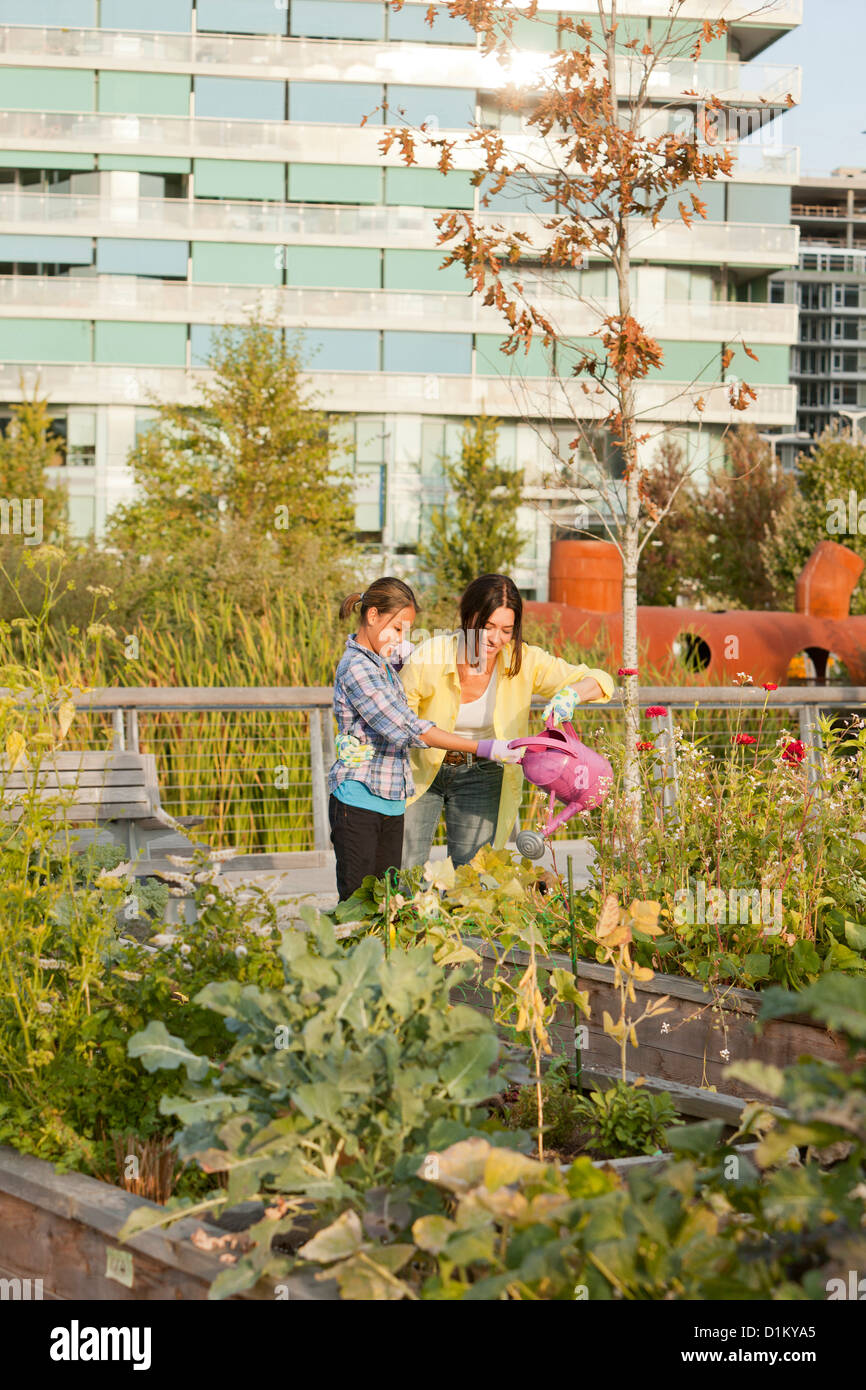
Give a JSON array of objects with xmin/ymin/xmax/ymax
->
[
  {"xmin": 633, "ymin": 963, "xmax": 655, "ymax": 982},
  {"xmin": 602, "ymin": 1010, "xmax": 626, "ymax": 1042},
  {"xmin": 56, "ymin": 699, "xmax": 75, "ymax": 741},
  {"xmin": 627, "ymin": 900, "xmax": 663, "ymax": 935},
  {"xmin": 424, "ymin": 856, "xmax": 455, "ymax": 892},
  {"xmin": 596, "ymin": 895, "xmax": 621, "ymax": 938},
  {"xmin": 5, "ymin": 731, "xmax": 26, "ymax": 769}
]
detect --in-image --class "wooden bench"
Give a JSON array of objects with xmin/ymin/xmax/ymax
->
[{"xmin": 0, "ymin": 750, "xmax": 206, "ymax": 868}]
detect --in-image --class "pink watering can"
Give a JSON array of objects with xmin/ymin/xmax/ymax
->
[{"xmin": 507, "ymin": 718, "xmax": 613, "ymax": 859}]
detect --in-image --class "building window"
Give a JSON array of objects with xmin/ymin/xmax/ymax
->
[
  {"xmin": 67, "ymin": 412, "xmax": 97, "ymax": 467},
  {"xmin": 834, "ymin": 285, "xmax": 861, "ymax": 308}
]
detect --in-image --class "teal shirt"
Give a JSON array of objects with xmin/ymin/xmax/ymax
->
[{"xmin": 333, "ymin": 779, "xmax": 405, "ymax": 816}]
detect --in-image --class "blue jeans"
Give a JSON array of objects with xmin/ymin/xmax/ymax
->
[{"xmin": 402, "ymin": 758, "xmax": 504, "ymax": 869}]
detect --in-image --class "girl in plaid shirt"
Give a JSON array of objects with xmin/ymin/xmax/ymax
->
[{"xmin": 329, "ymin": 577, "xmax": 523, "ymax": 901}]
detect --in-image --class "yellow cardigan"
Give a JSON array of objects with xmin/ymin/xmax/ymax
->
[{"xmin": 399, "ymin": 634, "xmax": 615, "ymax": 849}]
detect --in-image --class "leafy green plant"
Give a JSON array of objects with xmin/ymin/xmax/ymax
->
[
  {"xmin": 572, "ymin": 1079, "xmax": 680, "ymax": 1158},
  {"xmin": 289, "ymin": 972, "xmax": 866, "ymax": 1300},
  {"xmin": 536, "ymin": 698, "xmax": 866, "ymax": 991},
  {"xmin": 120, "ymin": 909, "xmax": 528, "ymax": 1297}
]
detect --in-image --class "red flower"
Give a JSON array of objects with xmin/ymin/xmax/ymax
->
[
  {"xmin": 733, "ymin": 733, "xmax": 757, "ymax": 745},
  {"xmin": 636, "ymin": 740, "xmax": 655, "ymax": 751},
  {"xmin": 762, "ymin": 682, "xmax": 778, "ymax": 691},
  {"xmin": 782, "ymin": 739, "xmax": 806, "ymax": 765},
  {"xmin": 618, "ymin": 667, "xmax": 638, "ymax": 677},
  {"xmin": 645, "ymin": 705, "xmax": 668, "ymax": 717}
]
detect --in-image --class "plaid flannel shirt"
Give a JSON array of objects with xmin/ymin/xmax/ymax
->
[{"xmin": 328, "ymin": 635, "xmax": 434, "ymax": 801}]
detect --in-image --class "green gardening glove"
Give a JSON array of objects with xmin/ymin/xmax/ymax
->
[
  {"xmin": 336, "ymin": 734, "xmax": 375, "ymax": 767},
  {"xmin": 542, "ymin": 686, "xmax": 581, "ymax": 725}
]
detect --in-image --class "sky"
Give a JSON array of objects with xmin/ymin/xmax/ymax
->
[{"xmin": 768, "ymin": 0, "xmax": 866, "ymax": 176}]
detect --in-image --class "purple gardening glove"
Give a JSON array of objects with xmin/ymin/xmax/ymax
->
[{"xmin": 476, "ymin": 739, "xmax": 526, "ymax": 765}]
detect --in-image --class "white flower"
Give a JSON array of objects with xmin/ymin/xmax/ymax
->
[
  {"xmin": 36, "ymin": 1001, "xmax": 53, "ymax": 1014},
  {"xmin": 235, "ymin": 944, "xmax": 248, "ymax": 958},
  {"xmin": 720, "ymin": 1048, "xmax": 730, "ymax": 1061},
  {"xmin": 660, "ymin": 1022, "xmax": 671, "ymax": 1035},
  {"xmin": 178, "ymin": 943, "xmax": 191, "ymax": 957}
]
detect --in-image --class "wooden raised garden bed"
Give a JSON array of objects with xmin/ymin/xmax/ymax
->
[
  {"xmin": 0, "ymin": 1146, "xmax": 336, "ymax": 1302},
  {"xmin": 457, "ymin": 939, "xmax": 850, "ymax": 1100}
]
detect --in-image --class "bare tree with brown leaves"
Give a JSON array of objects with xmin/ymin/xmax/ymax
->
[{"xmin": 380, "ymin": 0, "xmax": 784, "ymax": 834}]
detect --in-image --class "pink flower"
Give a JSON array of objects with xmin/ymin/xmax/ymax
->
[
  {"xmin": 645, "ymin": 705, "xmax": 668, "ymax": 717},
  {"xmin": 618, "ymin": 667, "xmax": 638, "ymax": 677},
  {"xmin": 762, "ymin": 682, "xmax": 778, "ymax": 691},
  {"xmin": 782, "ymin": 739, "xmax": 806, "ymax": 765},
  {"xmin": 733, "ymin": 733, "xmax": 757, "ymax": 746},
  {"xmin": 636, "ymin": 740, "xmax": 655, "ymax": 751}
]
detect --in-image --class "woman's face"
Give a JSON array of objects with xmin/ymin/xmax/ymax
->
[
  {"xmin": 475, "ymin": 605, "xmax": 516, "ymax": 668},
  {"xmin": 366, "ymin": 604, "xmax": 416, "ymax": 658}
]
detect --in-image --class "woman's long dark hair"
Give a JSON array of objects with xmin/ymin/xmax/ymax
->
[
  {"xmin": 339, "ymin": 576, "xmax": 419, "ymax": 623},
  {"xmin": 459, "ymin": 574, "xmax": 523, "ymax": 677}
]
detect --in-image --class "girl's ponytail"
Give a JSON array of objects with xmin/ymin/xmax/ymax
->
[
  {"xmin": 339, "ymin": 577, "xmax": 419, "ymax": 623},
  {"xmin": 339, "ymin": 592, "xmax": 364, "ymax": 620}
]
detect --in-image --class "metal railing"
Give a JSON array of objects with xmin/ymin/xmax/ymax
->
[
  {"xmin": 0, "ymin": 364, "xmax": 799, "ymax": 426},
  {"xmin": 0, "ymin": 25, "xmax": 801, "ymax": 104},
  {"xmin": 0, "ymin": 192, "xmax": 800, "ymax": 266},
  {"xmin": 29, "ymin": 684, "xmax": 865, "ymax": 860},
  {"xmin": 0, "ymin": 275, "xmax": 800, "ymax": 344},
  {"xmin": 0, "ymin": 108, "xmax": 801, "ymax": 181}
]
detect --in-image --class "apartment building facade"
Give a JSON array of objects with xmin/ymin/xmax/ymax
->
[
  {"xmin": 0, "ymin": 0, "xmax": 802, "ymax": 596},
  {"xmin": 771, "ymin": 168, "xmax": 866, "ymax": 443}
]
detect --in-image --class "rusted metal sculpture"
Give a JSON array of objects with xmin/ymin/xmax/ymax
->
[{"xmin": 527, "ymin": 539, "xmax": 866, "ymax": 684}]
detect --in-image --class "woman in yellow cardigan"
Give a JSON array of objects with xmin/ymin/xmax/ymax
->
[{"xmin": 400, "ymin": 573, "xmax": 615, "ymax": 868}]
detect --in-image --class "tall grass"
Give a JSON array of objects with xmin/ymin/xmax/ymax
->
[{"xmin": 28, "ymin": 586, "xmax": 720, "ymax": 854}]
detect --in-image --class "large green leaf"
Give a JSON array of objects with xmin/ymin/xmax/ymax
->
[
  {"xmin": 438, "ymin": 1034, "xmax": 499, "ymax": 1101},
  {"xmin": 759, "ymin": 973, "xmax": 866, "ymax": 1041},
  {"xmin": 298, "ymin": 1209, "xmax": 363, "ymax": 1263},
  {"xmin": 127, "ymin": 1020, "xmax": 210, "ymax": 1080}
]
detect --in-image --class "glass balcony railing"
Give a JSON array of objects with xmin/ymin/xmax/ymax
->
[
  {"xmin": 0, "ymin": 360, "xmax": 798, "ymax": 425},
  {"xmin": 528, "ymin": 0, "xmax": 803, "ymax": 19},
  {"xmin": 0, "ymin": 110, "xmax": 801, "ymax": 185},
  {"xmin": 0, "ymin": 274, "xmax": 799, "ymax": 343},
  {"xmin": 0, "ymin": 191, "xmax": 800, "ymax": 266},
  {"xmin": 0, "ymin": 25, "xmax": 800, "ymax": 104}
]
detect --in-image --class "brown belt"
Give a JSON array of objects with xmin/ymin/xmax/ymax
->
[{"xmin": 442, "ymin": 750, "xmax": 476, "ymax": 766}]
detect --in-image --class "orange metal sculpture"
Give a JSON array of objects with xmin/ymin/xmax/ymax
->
[{"xmin": 526, "ymin": 538, "xmax": 866, "ymax": 684}]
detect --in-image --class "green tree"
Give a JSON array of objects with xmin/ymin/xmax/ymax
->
[
  {"xmin": 0, "ymin": 385, "xmax": 68, "ymax": 542},
  {"xmin": 417, "ymin": 415, "xmax": 524, "ymax": 596},
  {"xmin": 762, "ymin": 429, "xmax": 866, "ymax": 615},
  {"xmin": 106, "ymin": 317, "xmax": 356, "ymax": 618},
  {"xmin": 692, "ymin": 426, "xmax": 800, "ymax": 610},
  {"xmin": 636, "ymin": 438, "xmax": 703, "ymax": 607}
]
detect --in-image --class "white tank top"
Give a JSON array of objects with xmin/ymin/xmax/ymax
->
[{"xmin": 454, "ymin": 669, "xmax": 497, "ymax": 739}]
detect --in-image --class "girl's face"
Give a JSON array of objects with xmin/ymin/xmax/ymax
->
[
  {"xmin": 472, "ymin": 605, "xmax": 516, "ymax": 669},
  {"xmin": 364, "ymin": 604, "xmax": 416, "ymax": 658}
]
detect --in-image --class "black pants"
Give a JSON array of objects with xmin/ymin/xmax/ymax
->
[{"xmin": 328, "ymin": 793, "xmax": 405, "ymax": 902}]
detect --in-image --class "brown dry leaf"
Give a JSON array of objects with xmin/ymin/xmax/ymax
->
[
  {"xmin": 191, "ymin": 1227, "xmax": 237, "ymax": 1253},
  {"xmin": 264, "ymin": 1196, "xmax": 292, "ymax": 1221},
  {"xmin": 596, "ymin": 895, "xmax": 621, "ymax": 939}
]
